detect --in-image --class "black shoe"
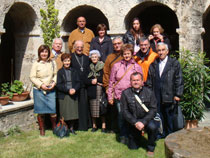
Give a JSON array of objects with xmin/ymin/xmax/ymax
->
[
  {"xmin": 91, "ymin": 128, "xmax": 97, "ymax": 132},
  {"xmin": 101, "ymin": 128, "xmax": 106, "ymax": 133},
  {"xmin": 70, "ymin": 129, "xmax": 77, "ymax": 135}
]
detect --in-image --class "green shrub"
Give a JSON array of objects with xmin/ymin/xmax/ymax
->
[{"xmin": 179, "ymin": 50, "xmax": 210, "ymax": 120}]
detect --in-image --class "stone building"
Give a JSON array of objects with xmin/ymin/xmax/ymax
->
[{"xmin": 0, "ymin": 0, "xmax": 209, "ymax": 85}]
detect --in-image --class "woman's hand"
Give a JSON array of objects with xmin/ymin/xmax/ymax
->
[
  {"xmin": 157, "ymin": 34, "xmax": 164, "ymax": 41},
  {"xmin": 148, "ymin": 35, "xmax": 154, "ymax": 41},
  {"xmin": 41, "ymin": 84, "xmax": 49, "ymax": 91},
  {"xmin": 92, "ymin": 78, "xmax": 97, "ymax": 85},
  {"xmin": 69, "ymin": 89, "xmax": 76, "ymax": 95},
  {"xmin": 47, "ymin": 82, "xmax": 56, "ymax": 90}
]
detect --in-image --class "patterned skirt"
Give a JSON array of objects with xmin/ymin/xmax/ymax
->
[{"xmin": 89, "ymin": 85, "xmax": 103, "ymax": 118}]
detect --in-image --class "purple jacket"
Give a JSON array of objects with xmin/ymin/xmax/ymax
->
[{"xmin": 108, "ymin": 58, "xmax": 143, "ymax": 101}]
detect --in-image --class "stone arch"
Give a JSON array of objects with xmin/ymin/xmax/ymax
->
[
  {"xmin": 124, "ymin": 1, "xmax": 179, "ymax": 53},
  {"xmin": 62, "ymin": 5, "xmax": 110, "ymax": 35},
  {"xmin": 0, "ymin": 2, "xmax": 37, "ymax": 84}
]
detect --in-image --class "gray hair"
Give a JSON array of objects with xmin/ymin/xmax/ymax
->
[
  {"xmin": 139, "ymin": 37, "xmax": 150, "ymax": 44},
  {"xmin": 157, "ymin": 42, "xmax": 168, "ymax": 51},
  {"xmin": 73, "ymin": 40, "xmax": 84, "ymax": 49},
  {"xmin": 52, "ymin": 38, "xmax": 63, "ymax": 44},
  {"xmin": 112, "ymin": 36, "xmax": 123, "ymax": 43},
  {"xmin": 89, "ymin": 50, "xmax": 101, "ymax": 58}
]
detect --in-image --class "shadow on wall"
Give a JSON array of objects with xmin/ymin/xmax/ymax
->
[{"xmin": 0, "ymin": 2, "xmax": 36, "ymax": 84}]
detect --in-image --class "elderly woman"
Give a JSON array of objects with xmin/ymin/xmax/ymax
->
[
  {"xmin": 86, "ymin": 50, "xmax": 106, "ymax": 132},
  {"xmin": 56, "ymin": 53, "xmax": 80, "ymax": 135},
  {"xmin": 90, "ymin": 24, "xmax": 113, "ymax": 62},
  {"xmin": 30, "ymin": 45, "xmax": 57, "ymax": 136},
  {"xmin": 123, "ymin": 17, "xmax": 144, "ymax": 54},
  {"xmin": 108, "ymin": 44, "xmax": 143, "ymax": 143},
  {"xmin": 148, "ymin": 24, "xmax": 171, "ymax": 52}
]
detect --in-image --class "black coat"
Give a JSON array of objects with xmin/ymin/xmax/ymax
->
[
  {"xmin": 56, "ymin": 67, "xmax": 80, "ymax": 100},
  {"xmin": 71, "ymin": 53, "xmax": 90, "ymax": 87},
  {"xmin": 146, "ymin": 56, "xmax": 184, "ymax": 104},
  {"xmin": 149, "ymin": 34, "xmax": 171, "ymax": 52},
  {"xmin": 85, "ymin": 66, "xmax": 103, "ymax": 99},
  {"xmin": 90, "ymin": 35, "xmax": 113, "ymax": 62},
  {"xmin": 121, "ymin": 87, "xmax": 157, "ymax": 126},
  {"xmin": 123, "ymin": 30, "xmax": 144, "ymax": 45}
]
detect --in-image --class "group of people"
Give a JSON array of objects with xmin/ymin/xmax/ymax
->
[{"xmin": 30, "ymin": 16, "xmax": 183, "ymax": 157}]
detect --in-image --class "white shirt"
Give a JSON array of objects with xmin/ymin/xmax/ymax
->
[{"xmin": 159, "ymin": 56, "xmax": 168, "ymax": 77}]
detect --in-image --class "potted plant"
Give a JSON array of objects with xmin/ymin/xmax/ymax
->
[
  {"xmin": 179, "ymin": 50, "xmax": 210, "ymax": 129},
  {"xmin": 10, "ymin": 80, "xmax": 29, "ymax": 101},
  {"xmin": 0, "ymin": 83, "xmax": 13, "ymax": 105}
]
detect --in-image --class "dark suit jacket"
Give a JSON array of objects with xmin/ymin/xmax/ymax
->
[{"xmin": 146, "ymin": 56, "xmax": 184, "ymax": 104}]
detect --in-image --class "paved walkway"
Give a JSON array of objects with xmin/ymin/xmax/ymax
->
[{"xmin": 199, "ymin": 110, "xmax": 210, "ymax": 127}]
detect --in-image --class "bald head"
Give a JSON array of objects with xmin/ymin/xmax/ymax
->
[
  {"xmin": 77, "ymin": 16, "xmax": 86, "ymax": 29},
  {"xmin": 74, "ymin": 40, "xmax": 84, "ymax": 55}
]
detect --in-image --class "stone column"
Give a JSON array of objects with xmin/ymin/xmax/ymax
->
[{"xmin": 177, "ymin": 27, "xmax": 205, "ymax": 53}]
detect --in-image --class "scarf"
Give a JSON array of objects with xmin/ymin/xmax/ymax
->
[{"xmin": 88, "ymin": 61, "xmax": 104, "ymax": 78}]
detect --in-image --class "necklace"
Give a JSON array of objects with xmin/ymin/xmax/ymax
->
[{"xmin": 74, "ymin": 53, "xmax": 84, "ymax": 71}]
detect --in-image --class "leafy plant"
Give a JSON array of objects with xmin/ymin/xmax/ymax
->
[
  {"xmin": 10, "ymin": 80, "xmax": 24, "ymax": 94},
  {"xmin": 40, "ymin": 0, "xmax": 60, "ymax": 47},
  {"xmin": 0, "ymin": 83, "xmax": 13, "ymax": 98},
  {"xmin": 179, "ymin": 50, "xmax": 210, "ymax": 121},
  {"xmin": 7, "ymin": 126, "xmax": 22, "ymax": 136}
]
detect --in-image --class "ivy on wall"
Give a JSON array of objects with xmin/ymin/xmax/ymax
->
[{"xmin": 40, "ymin": 0, "xmax": 60, "ymax": 47}]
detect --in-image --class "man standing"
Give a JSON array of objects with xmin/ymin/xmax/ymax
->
[
  {"xmin": 134, "ymin": 37, "xmax": 158, "ymax": 82},
  {"xmin": 71, "ymin": 40, "xmax": 90, "ymax": 131},
  {"xmin": 103, "ymin": 37, "xmax": 123, "ymax": 133},
  {"xmin": 103, "ymin": 37, "xmax": 124, "ymax": 90},
  {"xmin": 146, "ymin": 42, "xmax": 183, "ymax": 138},
  {"xmin": 68, "ymin": 16, "xmax": 95, "ymax": 56},
  {"xmin": 50, "ymin": 38, "xmax": 64, "ymax": 70},
  {"xmin": 121, "ymin": 72, "xmax": 158, "ymax": 157}
]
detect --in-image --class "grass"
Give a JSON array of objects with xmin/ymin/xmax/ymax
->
[{"xmin": 0, "ymin": 129, "xmax": 165, "ymax": 158}]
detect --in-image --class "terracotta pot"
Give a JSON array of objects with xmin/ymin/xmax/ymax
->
[
  {"xmin": 0, "ymin": 96, "xmax": 10, "ymax": 105},
  {"xmin": 11, "ymin": 91, "xmax": 30, "ymax": 101},
  {"xmin": 185, "ymin": 120, "xmax": 198, "ymax": 129}
]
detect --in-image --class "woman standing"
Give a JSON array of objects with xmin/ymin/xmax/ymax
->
[
  {"xmin": 56, "ymin": 53, "xmax": 80, "ymax": 135},
  {"xmin": 30, "ymin": 45, "xmax": 57, "ymax": 136},
  {"xmin": 123, "ymin": 17, "xmax": 144, "ymax": 54},
  {"xmin": 148, "ymin": 24, "xmax": 171, "ymax": 52},
  {"xmin": 108, "ymin": 44, "xmax": 143, "ymax": 143},
  {"xmin": 90, "ymin": 24, "xmax": 113, "ymax": 62},
  {"xmin": 86, "ymin": 50, "xmax": 106, "ymax": 132}
]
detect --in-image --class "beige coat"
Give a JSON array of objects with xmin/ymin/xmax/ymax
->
[{"xmin": 30, "ymin": 60, "xmax": 57, "ymax": 89}]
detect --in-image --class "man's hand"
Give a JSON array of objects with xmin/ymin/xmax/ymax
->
[
  {"xmin": 174, "ymin": 96, "xmax": 180, "ymax": 102},
  {"xmin": 135, "ymin": 121, "xmax": 144, "ymax": 131},
  {"xmin": 108, "ymin": 100, "xmax": 114, "ymax": 105},
  {"xmin": 69, "ymin": 89, "xmax": 76, "ymax": 95}
]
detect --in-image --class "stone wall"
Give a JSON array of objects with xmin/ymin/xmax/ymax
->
[
  {"xmin": 0, "ymin": 0, "xmax": 209, "ymax": 85},
  {"xmin": 0, "ymin": 100, "xmax": 36, "ymax": 134}
]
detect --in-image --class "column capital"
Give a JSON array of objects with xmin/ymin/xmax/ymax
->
[{"xmin": 176, "ymin": 27, "xmax": 205, "ymax": 35}]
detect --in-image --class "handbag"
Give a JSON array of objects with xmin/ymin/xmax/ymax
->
[
  {"xmin": 173, "ymin": 102, "xmax": 185, "ymax": 131},
  {"xmin": 53, "ymin": 117, "xmax": 70, "ymax": 138},
  {"xmin": 99, "ymin": 90, "xmax": 108, "ymax": 115}
]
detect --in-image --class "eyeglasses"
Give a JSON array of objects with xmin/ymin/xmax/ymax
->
[{"xmin": 113, "ymin": 42, "xmax": 122, "ymax": 45}]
